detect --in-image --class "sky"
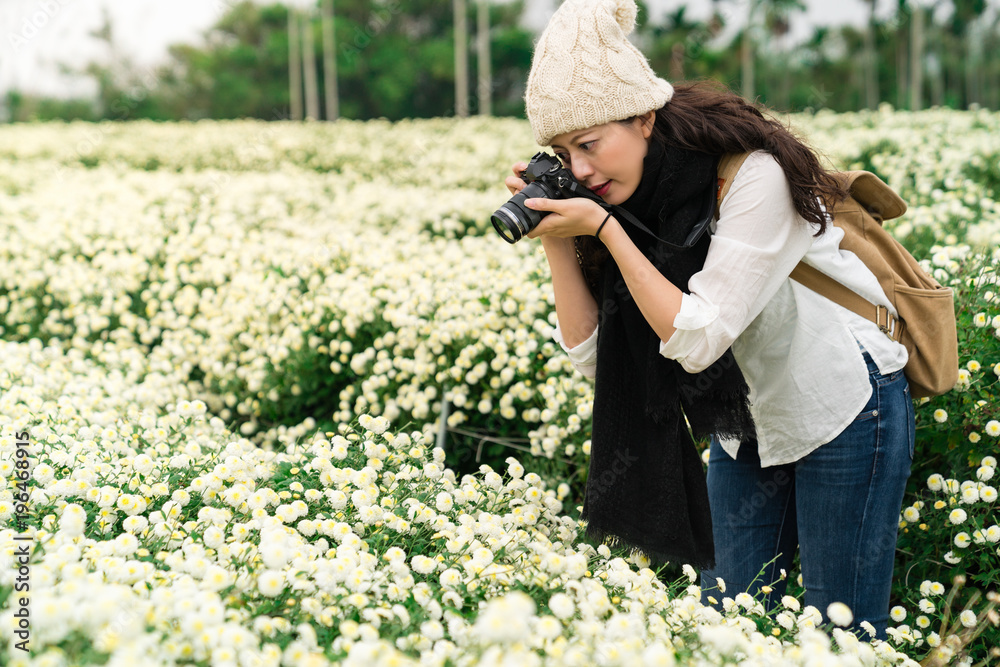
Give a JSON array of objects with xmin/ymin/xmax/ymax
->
[{"xmin": 0, "ymin": 0, "xmax": 956, "ymax": 99}]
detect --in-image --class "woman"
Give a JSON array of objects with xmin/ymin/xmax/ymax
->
[{"xmin": 505, "ymin": 0, "xmax": 914, "ymax": 640}]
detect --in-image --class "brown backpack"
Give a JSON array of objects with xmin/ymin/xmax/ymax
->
[{"xmin": 716, "ymin": 153, "xmax": 959, "ymax": 399}]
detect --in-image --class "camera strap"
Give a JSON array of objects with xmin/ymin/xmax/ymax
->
[{"xmin": 566, "ymin": 179, "xmax": 718, "ymax": 252}]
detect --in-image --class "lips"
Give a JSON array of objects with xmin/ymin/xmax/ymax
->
[{"xmin": 590, "ymin": 181, "xmax": 611, "ymax": 196}]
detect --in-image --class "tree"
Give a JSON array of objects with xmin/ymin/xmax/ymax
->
[
  {"xmin": 951, "ymin": 0, "xmax": 988, "ymax": 107},
  {"xmin": 762, "ymin": 0, "xmax": 806, "ymax": 110},
  {"xmin": 454, "ymin": 0, "xmax": 469, "ymax": 117},
  {"xmin": 322, "ymin": 0, "xmax": 339, "ymax": 120},
  {"xmin": 863, "ymin": 0, "xmax": 880, "ymax": 108},
  {"xmin": 911, "ymin": 1, "xmax": 925, "ymax": 110},
  {"xmin": 83, "ymin": 0, "xmax": 532, "ymax": 121},
  {"xmin": 288, "ymin": 6, "xmax": 303, "ymax": 120},
  {"xmin": 302, "ymin": 9, "xmax": 320, "ymax": 119},
  {"xmin": 477, "ymin": 0, "xmax": 492, "ymax": 116},
  {"xmin": 646, "ymin": 6, "xmax": 702, "ymax": 81}
]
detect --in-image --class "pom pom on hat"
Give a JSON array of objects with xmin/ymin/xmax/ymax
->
[
  {"xmin": 610, "ymin": 0, "xmax": 638, "ymax": 33},
  {"xmin": 525, "ymin": 0, "xmax": 673, "ymax": 146}
]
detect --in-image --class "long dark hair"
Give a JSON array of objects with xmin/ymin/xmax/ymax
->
[{"xmin": 574, "ymin": 80, "xmax": 848, "ymax": 295}]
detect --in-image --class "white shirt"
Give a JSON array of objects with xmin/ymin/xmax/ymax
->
[{"xmin": 552, "ymin": 151, "xmax": 908, "ymax": 467}]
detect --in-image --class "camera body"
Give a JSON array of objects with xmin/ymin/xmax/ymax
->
[{"xmin": 491, "ymin": 152, "xmax": 597, "ymax": 243}]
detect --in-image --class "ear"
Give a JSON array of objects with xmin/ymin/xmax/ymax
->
[{"xmin": 639, "ymin": 110, "xmax": 655, "ymax": 139}]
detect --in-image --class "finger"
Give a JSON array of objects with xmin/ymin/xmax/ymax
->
[
  {"xmin": 524, "ymin": 198, "xmax": 561, "ymax": 212},
  {"xmin": 504, "ymin": 176, "xmax": 525, "ymax": 195},
  {"xmin": 526, "ymin": 223, "xmax": 546, "ymax": 239},
  {"xmin": 511, "ymin": 162, "xmax": 527, "ymax": 175}
]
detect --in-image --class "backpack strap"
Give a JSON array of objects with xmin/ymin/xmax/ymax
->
[
  {"xmin": 788, "ymin": 262, "xmax": 904, "ymax": 342},
  {"xmin": 715, "ymin": 152, "xmax": 753, "ymax": 219},
  {"xmin": 714, "ymin": 153, "xmax": 903, "ymax": 343},
  {"xmin": 788, "ymin": 171, "xmax": 905, "ymax": 342}
]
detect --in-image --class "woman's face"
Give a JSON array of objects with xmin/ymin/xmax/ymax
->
[{"xmin": 549, "ymin": 112, "xmax": 654, "ymax": 206}]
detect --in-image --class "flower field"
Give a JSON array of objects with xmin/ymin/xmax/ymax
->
[{"xmin": 0, "ymin": 108, "xmax": 998, "ymax": 665}]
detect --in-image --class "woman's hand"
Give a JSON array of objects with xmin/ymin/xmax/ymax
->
[
  {"xmin": 504, "ymin": 162, "xmax": 615, "ymax": 240},
  {"xmin": 524, "ymin": 197, "xmax": 612, "ymax": 240},
  {"xmin": 504, "ymin": 162, "xmax": 528, "ymax": 195}
]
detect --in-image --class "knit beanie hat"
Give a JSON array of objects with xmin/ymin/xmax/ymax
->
[{"xmin": 525, "ymin": 0, "xmax": 674, "ymax": 146}]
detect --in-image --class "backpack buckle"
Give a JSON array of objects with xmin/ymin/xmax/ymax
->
[{"xmin": 875, "ymin": 305, "xmax": 901, "ymax": 341}]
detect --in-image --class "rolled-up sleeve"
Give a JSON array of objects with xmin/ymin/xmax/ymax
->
[
  {"xmin": 658, "ymin": 151, "xmax": 817, "ymax": 373},
  {"xmin": 552, "ymin": 323, "xmax": 598, "ymax": 379}
]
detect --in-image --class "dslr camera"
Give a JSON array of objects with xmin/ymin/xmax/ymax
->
[{"xmin": 491, "ymin": 152, "xmax": 604, "ymax": 243}]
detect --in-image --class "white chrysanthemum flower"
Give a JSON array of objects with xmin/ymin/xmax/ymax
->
[
  {"xmin": 983, "ymin": 456, "xmax": 998, "ymax": 468},
  {"xmin": 505, "ymin": 457, "xmax": 524, "ymax": 479},
  {"xmin": 827, "ymin": 602, "xmax": 853, "ymax": 627},
  {"xmin": 933, "ymin": 409, "xmax": 948, "ymax": 423},
  {"xmin": 260, "ymin": 543, "xmax": 289, "ymax": 570},
  {"xmin": 902, "ymin": 506, "xmax": 920, "ymax": 522},
  {"xmin": 472, "ymin": 591, "xmax": 535, "ymax": 643},
  {"xmin": 420, "ymin": 619, "xmax": 444, "ymax": 641},
  {"xmin": 382, "ymin": 547, "xmax": 406, "ymax": 563},
  {"xmin": 435, "ymin": 492, "xmax": 453, "ymax": 513},
  {"xmin": 959, "ymin": 610, "xmax": 978, "ymax": 628},
  {"xmin": 122, "ymin": 515, "xmax": 148, "ymax": 534},
  {"xmin": 949, "ymin": 508, "xmax": 968, "ymax": 524},
  {"xmin": 411, "ymin": 555, "xmax": 436, "ymax": 575},
  {"xmin": 962, "ymin": 486, "xmax": 980, "ymax": 504},
  {"xmin": 258, "ymin": 570, "xmax": 286, "ymax": 597},
  {"xmin": 471, "ymin": 547, "xmax": 494, "ymax": 568},
  {"xmin": 781, "ymin": 595, "xmax": 800, "ymax": 612},
  {"xmin": 986, "ymin": 420, "xmax": 1000, "ymax": 437},
  {"xmin": 548, "ymin": 592, "xmax": 575, "ymax": 620},
  {"xmin": 928, "ymin": 474, "xmax": 945, "ymax": 491},
  {"xmin": 113, "ymin": 532, "xmax": 139, "ymax": 556},
  {"xmin": 59, "ymin": 503, "xmax": 87, "ymax": 536},
  {"xmin": 535, "ymin": 615, "xmax": 562, "ymax": 640},
  {"xmin": 890, "ymin": 606, "xmax": 907, "ymax": 622},
  {"xmin": 439, "ymin": 568, "xmax": 462, "ymax": 588},
  {"xmin": 977, "ymin": 466, "xmax": 995, "ymax": 482}
]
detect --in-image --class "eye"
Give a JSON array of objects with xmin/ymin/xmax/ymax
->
[
  {"xmin": 579, "ymin": 141, "xmax": 595, "ymax": 151},
  {"xmin": 555, "ymin": 152, "xmax": 570, "ymax": 165}
]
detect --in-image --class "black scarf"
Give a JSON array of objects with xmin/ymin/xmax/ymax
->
[{"xmin": 581, "ymin": 139, "xmax": 756, "ymax": 570}]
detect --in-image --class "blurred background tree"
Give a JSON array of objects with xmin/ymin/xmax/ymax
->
[{"xmin": 3, "ymin": 0, "xmax": 1000, "ymax": 122}]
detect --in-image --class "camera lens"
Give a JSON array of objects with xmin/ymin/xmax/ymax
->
[{"xmin": 491, "ymin": 183, "xmax": 550, "ymax": 243}]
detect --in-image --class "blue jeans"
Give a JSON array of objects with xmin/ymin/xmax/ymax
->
[{"xmin": 699, "ymin": 350, "xmax": 914, "ymax": 639}]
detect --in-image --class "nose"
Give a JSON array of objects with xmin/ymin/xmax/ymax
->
[{"xmin": 571, "ymin": 156, "xmax": 595, "ymax": 183}]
